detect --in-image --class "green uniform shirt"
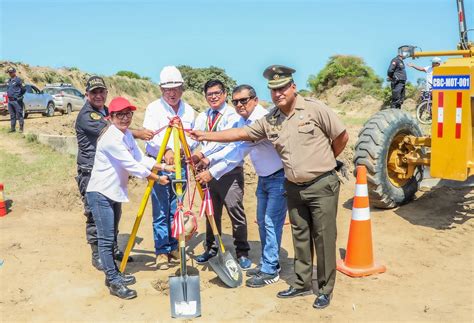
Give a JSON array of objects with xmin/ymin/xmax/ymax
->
[{"xmin": 244, "ymin": 95, "xmax": 346, "ymax": 184}]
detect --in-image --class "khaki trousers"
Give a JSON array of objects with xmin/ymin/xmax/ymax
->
[{"xmin": 285, "ymin": 172, "xmax": 340, "ymax": 295}]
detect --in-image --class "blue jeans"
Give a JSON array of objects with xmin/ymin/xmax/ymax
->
[
  {"xmin": 151, "ymin": 168, "xmax": 186, "ymax": 255},
  {"xmin": 86, "ymin": 192, "xmax": 122, "ymax": 284},
  {"xmin": 256, "ymin": 169, "xmax": 287, "ymax": 275}
]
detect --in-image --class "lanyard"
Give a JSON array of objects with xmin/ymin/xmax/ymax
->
[{"xmin": 206, "ymin": 111, "xmax": 223, "ymax": 132}]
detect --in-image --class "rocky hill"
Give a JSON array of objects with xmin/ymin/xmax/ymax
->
[{"xmin": 0, "ymin": 61, "xmax": 209, "ymax": 114}]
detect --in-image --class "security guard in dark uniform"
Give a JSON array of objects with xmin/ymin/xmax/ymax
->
[
  {"xmin": 6, "ymin": 67, "xmax": 26, "ymax": 133},
  {"xmin": 387, "ymin": 52, "xmax": 407, "ymax": 109},
  {"xmin": 190, "ymin": 65, "xmax": 349, "ymax": 309},
  {"xmin": 76, "ymin": 76, "xmax": 153, "ymax": 270},
  {"xmin": 76, "ymin": 76, "xmax": 110, "ymax": 270}
]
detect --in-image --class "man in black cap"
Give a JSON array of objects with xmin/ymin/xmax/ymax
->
[
  {"xmin": 76, "ymin": 76, "xmax": 154, "ymax": 271},
  {"xmin": 191, "ymin": 65, "xmax": 348, "ymax": 309},
  {"xmin": 5, "ymin": 67, "xmax": 26, "ymax": 133},
  {"xmin": 387, "ymin": 49, "xmax": 408, "ymax": 109}
]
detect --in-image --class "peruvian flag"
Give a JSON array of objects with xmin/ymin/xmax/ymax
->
[{"xmin": 171, "ymin": 208, "xmax": 184, "ymax": 238}]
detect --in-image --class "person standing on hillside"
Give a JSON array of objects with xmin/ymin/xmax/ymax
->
[
  {"xmin": 143, "ymin": 66, "xmax": 196, "ymax": 270},
  {"xmin": 190, "ymin": 65, "xmax": 348, "ymax": 309},
  {"xmin": 190, "ymin": 79, "xmax": 252, "ymax": 270},
  {"xmin": 75, "ymin": 76, "xmax": 153, "ymax": 271},
  {"xmin": 407, "ymin": 57, "xmax": 442, "ymax": 91},
  {"xmin": 5, "ymin": 67, "xmax": 26, "ymax": 133},
  {"xmin": 196, "ymin": 84, "xmax": 286, "ymax": 287},
  {"xmin": 387, "ymin": 50, "xmax": 408, "ymax": 109}
]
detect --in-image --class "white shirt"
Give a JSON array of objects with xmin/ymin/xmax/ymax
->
[
  {"xmin": 143, "ymin": 98, "xmax": 196, "ymax": 157},
  {"xmin": 87, "ymin": 125, "xmax": 156, "ymax": 202},
  {"xmin": 193, "ymin": 103, "xmax": 241, "ymax": 176},
  {"xmin": 210, "ymin": 105, "xmax": 283, "ymax": 180},
  {"xmin": 423, "ymin": 66, "xmax": 433, "ymax": 90}
]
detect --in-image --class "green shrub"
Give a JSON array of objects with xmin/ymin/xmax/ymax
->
[
  {"xmin": 0, "ymin": 75, "xmax": 6, "ymax": 83},
  {"xmin": 116, "ymin": 70, "xmax": 141, "ymax": 79},
  {"xmin": 307, "ymin": 55, "xmax": 383, "ymax": 96},
  {"xmin": 43, "ymin": 71, "xmax": 71, "ymax": 84},
  {"xmin": 177, "ymin": 65, "xmax": 236, "ymax": 97}
]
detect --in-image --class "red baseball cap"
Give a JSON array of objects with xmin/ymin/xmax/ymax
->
[{"xmin": 108, "ymin": 97, "xmax": 137, "ymax": 113}]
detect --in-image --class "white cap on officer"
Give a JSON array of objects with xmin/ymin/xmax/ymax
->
[{"xmin": 159, "ymin": 66, "xmax": 184, "ymax": 88}]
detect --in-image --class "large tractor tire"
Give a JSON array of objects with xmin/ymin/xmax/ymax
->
[{"xmin": 354, "ymin": 109, "xmax": 424, "ymax": 209}]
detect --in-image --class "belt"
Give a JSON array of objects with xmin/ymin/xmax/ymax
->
[
  {"xmin": 292, "ymin": 170, "xmax": 335, "ymax": 187},
  {"xmin": 260, "ymin": 168, "xmax": 284, "ymax": 178}
]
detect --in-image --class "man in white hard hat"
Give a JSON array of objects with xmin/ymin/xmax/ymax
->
[
  {"xmin": 407, "ymin": 57, "xmax": 442, "ymax": 91},
  {"xmin": 143, "ymin": 66, "xmax": 196, "ymax": 269}
]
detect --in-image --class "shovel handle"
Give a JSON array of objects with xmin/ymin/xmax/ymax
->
[{"xmin": 171, "ymin": 179, "xmax": 187, "ymax": 199}]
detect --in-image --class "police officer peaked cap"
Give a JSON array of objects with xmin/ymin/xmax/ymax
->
[
  {"xmin": 86, "ymin": 76, "xmax": 107, "ymax": 92},
  {"xmin": 6, "ymin": 67, "xmax": 16, "ymax": 73},
  {"xmin": 263, "ymin": 65, "xmax": 295, "ymax": 89}
]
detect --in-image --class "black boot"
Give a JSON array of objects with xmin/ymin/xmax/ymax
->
[
  {"xmin": 90, "ymin": 244, "xmax": 104, "ymax": 271},
  {"xmin": 108, "ymin": 282, "xmax": 137, "ymax": 299},
  {"xmin": 19, "ymin": 125, "xmax": 24, "ymax": 133},
  {"xmin": 105, "ymin": 273, "xmax": 136, "ymax": 286},
  {"xmin": 8, "ymin": 128, "xmax": 15, "ymax": 133}
]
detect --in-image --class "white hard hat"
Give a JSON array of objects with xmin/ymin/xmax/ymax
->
[
  {"xmin": 432, "ymin": 57, "xmax": 442, "ymax": 64},
  {"xmin": 159, "ymin": 66, "xmax": 184, "ymax": 88}
]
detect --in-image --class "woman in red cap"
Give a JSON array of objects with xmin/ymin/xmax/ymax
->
[{"xmin": 86, "ymin": 97, "xmax": 173, "ymax": 299}]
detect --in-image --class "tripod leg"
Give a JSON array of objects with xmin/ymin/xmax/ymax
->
[{"xmin": 119, "ymin": 126, "xmax": 173, "ymax": 273}]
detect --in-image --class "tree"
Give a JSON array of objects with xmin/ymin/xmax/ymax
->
[{"xmin": 177, "ymin": 65, "xmax": 236, "ymax": 94}]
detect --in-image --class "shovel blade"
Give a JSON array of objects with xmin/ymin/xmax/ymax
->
[
  {"xmin": 209, "ymin": 250, "xmax": 242, "ymax": 288},
  {"xmin": 169, "ymin": 275, "xmax": 201, "ymax": 318}
]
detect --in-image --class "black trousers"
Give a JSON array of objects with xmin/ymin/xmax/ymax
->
[
  {"xmin": 391, "ymin": 81, "xmax": 406, "ymax": 109},
  {"xmin": 8, "ymin": 100, "xmax": 24, "ymax": 130},
  {"xmin": 76, "ymin": 168, "xmax": 98, "ymax": 245},
  {"xmin": 206, "ymin": 168, "xmax": 250, "ymax": 258}
]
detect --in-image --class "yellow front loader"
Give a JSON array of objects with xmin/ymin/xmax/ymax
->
[{"xmin": 354, "ymin": 0, "xmax": 473, "ymax": 208}]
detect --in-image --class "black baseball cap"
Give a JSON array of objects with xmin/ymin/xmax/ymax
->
[{"xmin": 86, "ymin": 76, "xmax": 107, "ymax": 92}]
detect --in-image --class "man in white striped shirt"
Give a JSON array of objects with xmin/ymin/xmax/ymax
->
[
  {"xmin": 198, "ymin": 84, "xmax": 287, "ymax": 287},
  {"xmin": 191, "ymin": 79, "xmax": 251, "ymax": 269}
]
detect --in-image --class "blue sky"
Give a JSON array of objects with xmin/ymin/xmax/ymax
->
[{"xmin": 1, "ymin": 0, "xmax": 473, "ymax": 100}]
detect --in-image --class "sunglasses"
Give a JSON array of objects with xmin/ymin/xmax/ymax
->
[
  {"xmin": 113, "ymin": 111, "xmax": 134, "ymax": 119},
  {"xmin": 232, "ymin": 96, "xmax": 255, "ymax": 106}
]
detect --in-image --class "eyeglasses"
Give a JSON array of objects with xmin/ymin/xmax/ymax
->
[
  {"xmin": 113, "ymin": 111, "xmax": 134, "ymax": 119},
  {"xmin": 161, "ymin": 87, "xmax": 182, "ymax": 94},
  {"xmin": 205, "ymin": 90, "xmax": 224, "ymax": 98},
  {"xmin": 232, "ymin": 96, "xmax": 255, "ymax": 106}
]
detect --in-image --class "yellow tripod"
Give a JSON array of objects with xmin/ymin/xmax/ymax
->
[{"xmin": 119, "ymin": 118, "xmax": 242, "ymax": 288}]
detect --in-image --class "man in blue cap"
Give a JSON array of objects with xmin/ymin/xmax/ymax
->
[{"xmin": 5, "ymin": 67, "xmax": 26, "ymax": 133}]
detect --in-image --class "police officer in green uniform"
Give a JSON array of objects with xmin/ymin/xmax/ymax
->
[
  {"xmin": 191, "ymin": 65, "xmax": 349, "ymax": 309},
  {"xmin": 76, "ymin": 76, "xmax": 153, "ymax": 270}
]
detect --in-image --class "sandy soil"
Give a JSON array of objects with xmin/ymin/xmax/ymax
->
[{"xmin": 0, "ymin": 113, "xmax": 473, "ymax": 322}]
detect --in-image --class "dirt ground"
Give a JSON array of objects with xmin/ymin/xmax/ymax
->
[{"xmin": 0, "ymin": 111, "xmax": 473, "ymax": 322}]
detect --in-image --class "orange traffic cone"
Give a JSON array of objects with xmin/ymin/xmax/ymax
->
[
  {"xmin": 0, "ymin": 183, "xmax": 7, "ymax": 217},
  {"xmin": 336, "ymin": 165, "xmax": 386, "ymax": 277}
]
